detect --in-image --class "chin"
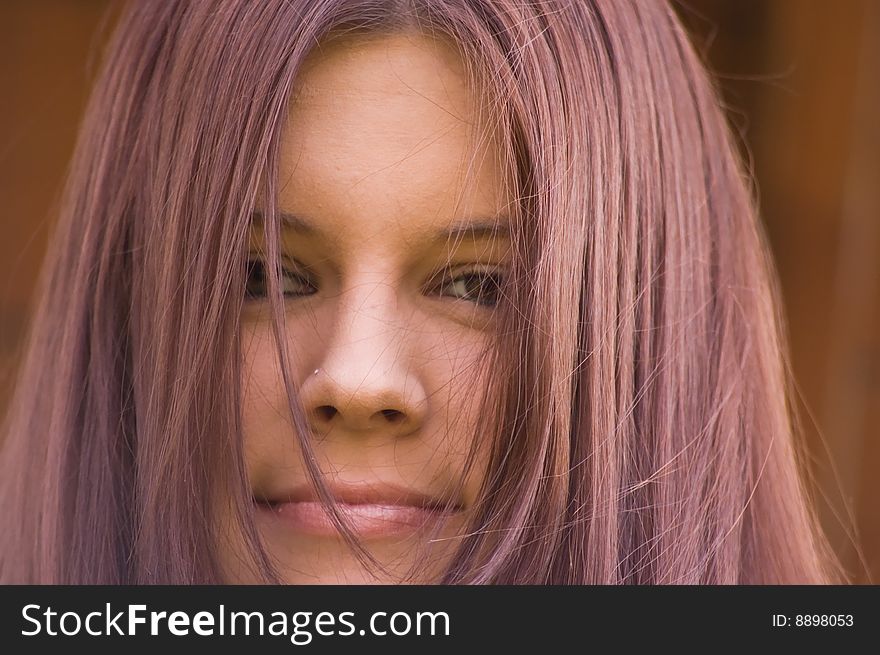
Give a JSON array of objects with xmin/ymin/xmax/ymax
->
[
  {"xmin": 276, "ymin": 563, "xmax": 426, "ymax": 585},
  {"xmin": 219, "ymin": 528, "xmax": 459, "ymax": 585},
  {"xmin": 260, "ymin": 534, "xmax": 455, "ymax": 584}
]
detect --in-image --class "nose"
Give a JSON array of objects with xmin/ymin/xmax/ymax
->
[{"xmin": 297, "ymin": 285, "xmax": 428, "ymax": 438}]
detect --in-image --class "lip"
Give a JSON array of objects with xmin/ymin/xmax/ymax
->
[{"xmin": 254, "ymin": 481, "xmax": 463, "ymax": 538}]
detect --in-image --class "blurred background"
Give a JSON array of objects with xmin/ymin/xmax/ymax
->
[{"xmin": 0, "ymin": 1, "xmax": 877, "ymax": 582}]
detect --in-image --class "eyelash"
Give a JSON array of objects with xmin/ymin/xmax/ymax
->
[
  {"xmin": 244, "ymin": 258, "xmax": 505, "ymax": 308},
  {"xmin": 430, "ymin": 267, "xmax": 505, "ymax": 307},
  {"xmin": 245, "ymin": 258, "xmax": 315, "ymax": 299}
]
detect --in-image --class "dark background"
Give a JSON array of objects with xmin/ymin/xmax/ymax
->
[{"xmin": 1, "ymin": 0, "xmax": 877, "ymax": 583}]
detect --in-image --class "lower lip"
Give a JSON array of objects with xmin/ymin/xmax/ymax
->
[{"xmin": 257, "ymin": 501, "xmax": 453, "ymax": 538}]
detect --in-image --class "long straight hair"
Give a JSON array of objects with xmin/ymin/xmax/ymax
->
[{"xmin": 0, "ymin": 0, "xmax": 843, "ymax": 583}]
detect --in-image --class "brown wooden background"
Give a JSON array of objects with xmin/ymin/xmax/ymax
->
[{"xmin": 1, "ymin": 1, "xmax": 878, "ymax": 583}]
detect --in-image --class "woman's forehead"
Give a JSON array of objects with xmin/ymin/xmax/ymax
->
[
  {"xmin": 276, "ymin": 31, "xmax": 511, "ymax": 251},
  {"xmin": 291, "ymin": 31, "xmax": 472, "ymax": 109}
]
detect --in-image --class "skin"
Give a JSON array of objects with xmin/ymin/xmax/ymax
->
[{"xmin": 221, "ymin": 31, "xmax": 512, "ymax": 583}]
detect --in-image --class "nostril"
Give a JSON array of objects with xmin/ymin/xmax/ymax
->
[
  {"xmin": 315, "ymin": 405, "xmax": 337, "ymax": 421},
  {"xmin": 380, "ymin": 409, "xmax": 404, "ymax": 422}
]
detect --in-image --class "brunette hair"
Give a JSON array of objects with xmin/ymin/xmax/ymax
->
[{"xmin": 0, "ymin": 0, "xmax": 844, "ymax": 583}]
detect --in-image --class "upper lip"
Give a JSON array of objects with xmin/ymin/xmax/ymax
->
[{"xmin": 256, "ymin": 480, "xmax": 464, "ymax": 512}]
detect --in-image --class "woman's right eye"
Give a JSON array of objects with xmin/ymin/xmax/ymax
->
[{"xmin": 245, "ymin": 258, "xmax": 316, "ymax": 299}]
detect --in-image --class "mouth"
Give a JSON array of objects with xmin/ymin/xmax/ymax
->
[{"xmin": 254, "ymin": 481, "xmax": 464, "ymax": 538}]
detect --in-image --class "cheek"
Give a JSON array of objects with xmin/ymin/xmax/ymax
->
[
  {"xmin": 415, "ymin": 330, "xmax": 495, "ymax": 501},
  {"xmin": 239, "ymin": 321, "xmax": 311, "ymax": 491}
]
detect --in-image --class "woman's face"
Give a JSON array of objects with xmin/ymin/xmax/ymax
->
[{"xmin": 224, "ymin": 32, "xmax": 511, "ymax": 583}]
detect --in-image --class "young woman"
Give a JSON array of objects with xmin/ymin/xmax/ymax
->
[{"xmin": 0, "ymin": 0, "xmax": 844, "ymax": 584}]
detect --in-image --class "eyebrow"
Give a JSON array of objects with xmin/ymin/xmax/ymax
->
[
  {"xmin": 251, "ymin": 210, "xmax": 511, "ymax": 242},
  {"xmin": 251, "ymin": 210, "xmax": 318, "ymax": 236},
  {"xmin": 437, "ymin": 218, "xmax": 511, "ymax": 243}
]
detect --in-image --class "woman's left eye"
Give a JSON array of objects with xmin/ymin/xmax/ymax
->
[{"xmin": 433, "ymin": 268, "xmax": 505, "ymax": 307}]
